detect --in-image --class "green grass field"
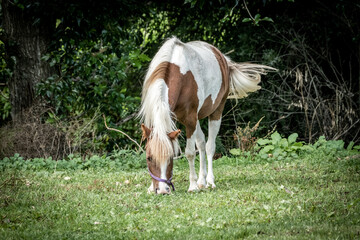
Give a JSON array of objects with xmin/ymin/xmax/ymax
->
[{"xmin": 1, "ymin": 148, "xmax": 360, "ymax": 239}]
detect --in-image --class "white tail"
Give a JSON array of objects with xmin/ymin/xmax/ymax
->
[{"xmin": 227, "ymin": 61, "xmax": 276, "ymax": 99}]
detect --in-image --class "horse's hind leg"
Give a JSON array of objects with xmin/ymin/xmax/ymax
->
[
  {"xmin": 194, "ymin": 121, "xmax": 207, "ymax": 189},
  {"xmin": 206, "ymin": 117, "xmax": 222, "ymax": 188}
]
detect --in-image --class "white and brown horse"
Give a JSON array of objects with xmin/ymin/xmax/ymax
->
[{"xmin": 140, "ymin": 37, "xmax": 273, "ymax": 194}]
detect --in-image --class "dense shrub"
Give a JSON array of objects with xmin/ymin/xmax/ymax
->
[{"xmin": 0, "ymin": 150, "xmax": 145, "ymax": 172}]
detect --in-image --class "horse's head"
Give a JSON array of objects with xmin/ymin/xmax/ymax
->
[{"xmin": 141, "ymin": 124, "xmax": 181, "ymax": 194}]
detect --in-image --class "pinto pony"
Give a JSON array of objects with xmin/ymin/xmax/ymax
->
[{"xmin": 140, "ymin": 37, "xmax": 274, "ymax": 194}]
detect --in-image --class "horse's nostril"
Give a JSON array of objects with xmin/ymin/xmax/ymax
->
[{"xmin": 165, "ymin": 187, "xmax": 170, "ymax": 192}]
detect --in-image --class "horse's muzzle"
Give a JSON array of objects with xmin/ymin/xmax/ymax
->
[{"xmin": 156, "ymin": 187, "xmax": 171, "ymax": 195}]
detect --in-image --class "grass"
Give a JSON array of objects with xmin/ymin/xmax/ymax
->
[{"xmin": 1, "ymin": 150, "xmax": 360, "ymax": 239}]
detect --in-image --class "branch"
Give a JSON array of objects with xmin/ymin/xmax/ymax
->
[
  {"xmin": 243, "ymin": 0, "xmax": 255, "ymax": 22},
  {"xmin": 103, "ymin": 114, "xmax": 144, "ymax": 152}
]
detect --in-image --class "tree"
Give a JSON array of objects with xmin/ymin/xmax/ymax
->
[
  {"xmin": 0, "ymin": 0, "xmax": 146, "ymax": 122},
  {"xmin": 1, "ymin": 0, "xmax": 55, "ymax": 121}
]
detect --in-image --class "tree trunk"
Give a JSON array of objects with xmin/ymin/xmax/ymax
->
[{"xmin": 1, "ymin": 0, "xmax": 54, "ymax": 121}]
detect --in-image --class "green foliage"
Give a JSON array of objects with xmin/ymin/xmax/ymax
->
[
  {"xmin": 256, "ymin": 132, "xmax": 307, "ymax": 159},
  {"xmin": 37, "ymin": 34, "xmax": 150, "ymax": 151},
  {"xmin": 0, "ymin": 37, "xmax": 12, "ymax": 123},
  {"xmin": 0, "ymin": 150, "xmax": 146, "ymax": 172},
  {"xmin": 0, "ymin": 87, "xmax": 11, "ymax": 121},
  {"xmin": 231, "ymin": 132, "xmax": 360, "ymax": 161},
  {"xmin": 38, "ymin": 39, "xmax": 147, "ymax": 118},
  {"xmin": 242, "ymin": 14, "xmax": 274, "ymax": 26},
  {"xmin": 3, "ymin": 133, "xmax": 358, "ymax": 173}
]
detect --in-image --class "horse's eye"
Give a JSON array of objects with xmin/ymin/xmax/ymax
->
[{"xmin": 147, "ymin": 157, "xmax": 152, "ymax": 161}]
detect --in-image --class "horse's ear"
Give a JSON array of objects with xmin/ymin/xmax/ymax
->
[
  {"xmin": 168, "ymin": 129, "xmax": 181, "ymax": 140},
  {"xmin": 141, "ymin": 124, "xmax": 151, "ymax": 139}
]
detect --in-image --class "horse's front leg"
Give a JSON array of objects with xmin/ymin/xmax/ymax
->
[
  {"xmin": 147, "ymin": 182, "xmax": 155, "ymax": 194},
  {"xmin": 185, "ymin": 131, "xmax": 199, "ymax": 192}
]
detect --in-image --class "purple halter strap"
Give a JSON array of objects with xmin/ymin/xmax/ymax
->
[{"xmin": 148, "ymin": 167, "xmax": 175, "ymax": 191}]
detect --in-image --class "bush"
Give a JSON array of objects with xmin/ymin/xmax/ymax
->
[
  {"xmin": 0, "ymin": 150, "xmax": 146, "ymax": 172},
  {"xmin": 230, "ymin": 132, "xmax": 360, "ymax": 161}
]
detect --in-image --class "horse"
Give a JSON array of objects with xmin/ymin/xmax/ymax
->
[{"xmin": 139, "ymin": 37, "xmax": 274, "ymax": 194}]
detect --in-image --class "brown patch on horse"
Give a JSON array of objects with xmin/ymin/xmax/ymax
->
[
  {"xmin": 208, "ymin": 46, "xmax": 230, "ymax": 121},
  {"xmin": 164, "ymin": 63, "xmax": 199, "ymax": 139}
]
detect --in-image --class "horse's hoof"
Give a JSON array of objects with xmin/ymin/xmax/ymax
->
[
  {"xmin": 197, "ymin": 179, "xmax": 206, "ymax": 189},
  {"xmin": 206, "ymin": 183, "xmax": 216, "ymax": 189},
  {"xmin": 188, "ymin": 186, "xmax": 200, "ymax": 192}
]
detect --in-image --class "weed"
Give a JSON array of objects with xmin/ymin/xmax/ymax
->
[
  {"xmin": 230, "ymin": 132, "xmax": 360, "ymax": 162},
  {"xmin": 233, "ymin": 117, "xmax": 264, "ymax": 152},
  {"xmin": 255, "ymin": 132, "xmax": 309, "ymax": 160}
]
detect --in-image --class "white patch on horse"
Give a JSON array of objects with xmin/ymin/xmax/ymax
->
[
  {"xmin": 170, "ymin": 40, "xmax": 223, "ymax": 110},
  {"xmin": 157, "ymin": 162, "xmax": 169, "ymax": 194}
]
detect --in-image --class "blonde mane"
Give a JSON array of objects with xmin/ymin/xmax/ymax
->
[{"xmin": 139, "ymin": 37, "xmax": 181, "ymax": 164}]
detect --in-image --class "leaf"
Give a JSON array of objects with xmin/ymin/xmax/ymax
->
[
  {"xmin": 242, "ymin": 18, "xmax": 252, "ymax": 23},
  {"xmin": 262, "ymin": 17, "xmax": 274, "ymax": 22},
  {"xmin": 280, "ymin": 139, "xmax": 289, "ymax": 148},
  {"xmin": 292, "ymin": 142, "xmax": 303, "ymax": 147},
  {"xmin": 273, "ymin": 148, "xmax": 283, "ymax": 157},
  {"xmin": 254, "ymin": 14, "xmax": 261, "ymax": 21},
  {"xmin": 263, "ymin": 145, "xmax": 275, "ymax": 153},
  {"xmin": 302, "ymin": 145, "xmax": 315, "ymax": 151},
  {"xmin": 138, "ymin": 54, "xmax": 151, "ymax": 62},
  {"xmin": 288, "ymin": 133, "xmax": 298, "ymax": 144},
  {"xmin": 229, "ymin": 148, "xmax": 241, "ymax": 156},
  {"xmin": 271, "ymin": 132, "xmax": 282, "ymax": 144},
  {"xmin": 56, "ymin": 19, "xmax": 62, "ymax": 28},
  {"xmin": 347, "ymin": 141, "xmax": 355, "ymax": 151},
  {"xmin": 257, "ymin": 139, "xmax": 271, "ymax": 145}
]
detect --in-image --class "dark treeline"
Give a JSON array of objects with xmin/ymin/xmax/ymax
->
[{"xmin": 0, "ymin": 0, "xmax": 359, "ymax": 159}]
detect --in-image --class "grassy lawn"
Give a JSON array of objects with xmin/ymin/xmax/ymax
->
[{"xmin": 1, "ymin": 150, "xmax": 360, "ymax": 239}]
